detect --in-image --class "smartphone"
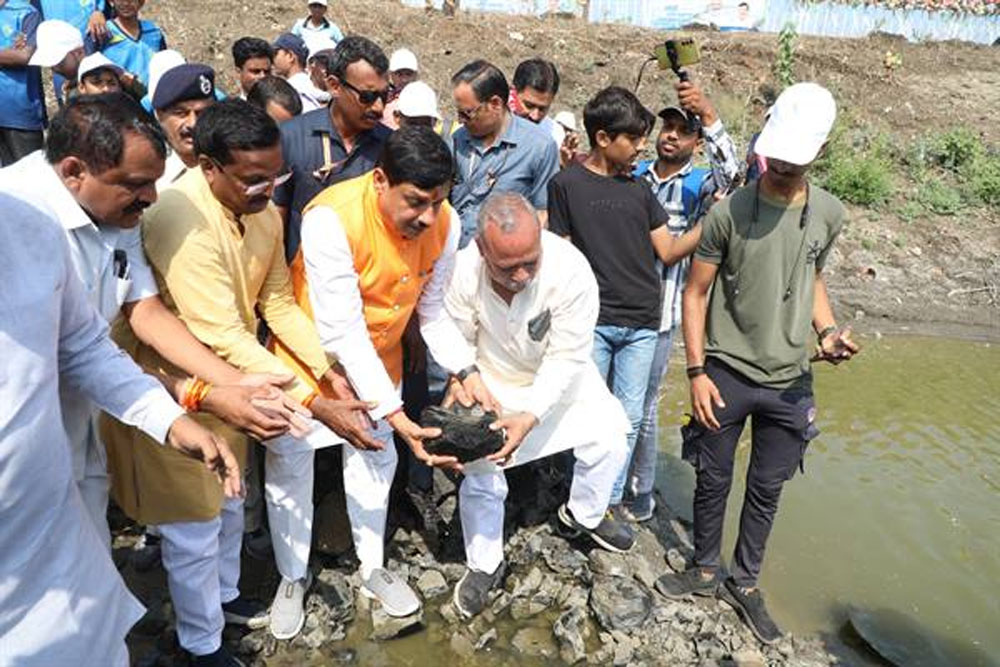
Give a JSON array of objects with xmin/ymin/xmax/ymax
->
[{"xmin": 655, "ymin": 38, "xmax": 701, "ymax": 71}]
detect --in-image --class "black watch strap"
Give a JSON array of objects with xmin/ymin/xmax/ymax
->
[{"xmin": 455, "ymin": 364, "xmax": 480, "ymax": 382}]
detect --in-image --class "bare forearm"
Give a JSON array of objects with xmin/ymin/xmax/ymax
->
[
  {"xmin": 0, "ymin": 48, "xmax": 32, "ymax": 67},
  {"xmin": 811, "ymin": 273, "xmax": 837, "ymax": 332},
  {"xmin": 126, "ymin": 297, "xmax": 243, "ymax": 385},
  {"xmin": 682, "ymin": 290, "xmax": 708, "ymax": 367},
  {"xmin": 147, "ymin": 368, "xmax": 187, "ymax": 401},
  {"xmin": 653, "ymin": 224, "xmax": 703, "ymax": 266}
]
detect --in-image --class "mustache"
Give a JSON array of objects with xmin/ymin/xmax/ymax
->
[{"xmin": 124, "ymin": 200, "xmax": 151, "ymax": 215}]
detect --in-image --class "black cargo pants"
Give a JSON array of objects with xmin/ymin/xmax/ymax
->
[{"xmin": 682, "ymin": 357, "xmax": 819, "ymax": 587}]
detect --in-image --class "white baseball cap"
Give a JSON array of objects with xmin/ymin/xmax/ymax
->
[
  {"xmin": 389, "ymin": 48, "xmax": 419, "ymax": 73},
  {"xmin": 147, "ymin": 50, "xmax": 186, "ymax": 103},
  {"xmin": 753, "ymin": 82, "xmax": 836, "ymax": 166},
  {"xmin": 554, "ymin": 110, "xmax": 577, "ymax": 132},
  {"xmin": 308, "ymin": 0, "xmax": 328, "ymax": 6},
  {"xmin": 303, "ymin": 33, "xmax": 337, "ymax": 60},
  {"xmin": 396, "ymin": 81, "xmax": 440, "ymax": 120},
  {"xmin": 28, "ymin": 20, "xmax": 83, "ymax": 68},
  {"xmin": 77, "ymin": 53, "xmax": 123, "ymax": 83}
]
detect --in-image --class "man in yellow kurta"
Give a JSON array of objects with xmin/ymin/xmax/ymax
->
[
  {"xmin": 275, "ymin": 125, "xmax": 490, "ymax": 620},
  {"xmin": 102, "ymin": 99, "xmax": 376, "ymax": 663}
]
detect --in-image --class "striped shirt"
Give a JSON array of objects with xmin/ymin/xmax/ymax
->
[{"xmin": 637, "ymin": 119, "xmax": 739, "ymax": 332}]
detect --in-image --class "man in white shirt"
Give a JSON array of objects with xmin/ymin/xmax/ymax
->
[
  {"xmin": 0, "ymin": 93, "xmax": 302, "ymax": 550},
  {"xmin": 443, "ymin": 192, "xmax": 635, "ymax": 618},
  {"xmin": 0, "ymin": 192, "xmax": 241, "ymax": 666},
  {"xmin": 273, "ymin": 32, "xmax": 326, "ymax": 112}
]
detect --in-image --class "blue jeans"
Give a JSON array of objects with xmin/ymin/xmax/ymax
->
[
  {"xmin": 591, "ymin": 325, "xmax": 659, "ymax": 505},
  {"xmin": 628, "ymin": 327, "xmax": 677, "ymax": 499}
]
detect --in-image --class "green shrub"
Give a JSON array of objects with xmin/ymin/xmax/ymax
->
[
  {"xmin": 960, "ymin": 154, "xmax": 1000, "ymax": 207},
  {"xmin": 929, "ymin": 128, "xmax": 983, "ymax": 171},
  {"xmin": 918, "ymin": 177, "xmax": 963, "ymax": 215},
  {"xmin": 774, "ymin": 23, "xmax": 797, "ymax": 89},
  {"xmin": 820, "ymin": 153, "xmax": 894, "ymax": 206},
  {"xmin": 897, "ymin": 199, "xmax": 923, "ymax": 223}
]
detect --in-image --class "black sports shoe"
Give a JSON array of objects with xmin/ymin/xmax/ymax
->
[
  {"xmin": 222, "ymin": 596, "xmax": 269, "ymax": 629},
  {"xmin": 655, "ymin": 567, "xmax": 722, "ymax": 599},
  {"xmin": 557, "ymin": 504, "xmax": 635, "ymax": 553},
  {"xmin": 190, "ymin": 646, "xmax": 246, "ymax": 667},
  {"xmin": 243, "ymin": 527, "xmax": 273, "ymax": 561},
  {"xmin": 131, "ymin": 531, "xmax": 161, "ymax": 572},
  {"xmin": 453, "ymin": 563, "xmax": 505, "ymax": 619},
  {"xmin": 717, "ymin": 577, "xmax": 783, "ymax": 645}
]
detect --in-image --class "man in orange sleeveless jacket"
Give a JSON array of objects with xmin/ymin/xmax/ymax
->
[{"xmin": 275, "ymin": 126, "xmax": 494, "ymax": 623}]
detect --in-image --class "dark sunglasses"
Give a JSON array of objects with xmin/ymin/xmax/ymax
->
[{"xmin": 338, "ymin": 78, "xmax": 390, "ymax": 106}]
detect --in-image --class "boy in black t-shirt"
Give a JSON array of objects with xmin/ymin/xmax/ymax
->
[{"xmin": 547, "ymin": 86, "xmax": 702, "ymax": 519}]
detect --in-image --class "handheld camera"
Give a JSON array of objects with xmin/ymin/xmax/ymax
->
[
  {"xmin": 655, "ymin": 38, "xmax": 701, "ymax": 81},
  {"xmin": 654, "ymin": 38, "xmax": 702, "ymax": 134}
]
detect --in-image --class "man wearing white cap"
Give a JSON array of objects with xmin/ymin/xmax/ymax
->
[
  {"xmin": 381, "ymin": 47, "xmax": 419, "ymax": 130},
  {"xmin": 28, "ymin": 18, "xmax": 86, "ymax": 101},
  {"xmin": 656, "ymin": 82, "xmax": 859, "ymax": 645},
  {"xmin": 0, "ymin": 0, "xmax": 45, "ymax": 165},
  {"xmin": 77, "ymin": 52, "xmax": 123, "ymax": 95},
  {"xmin": 291, "ymin": 0, "xmax": 344, "ymax": 45},
  {"xmin": 394, "ymin": 80, "xmax": 440, "ymax": 129}
]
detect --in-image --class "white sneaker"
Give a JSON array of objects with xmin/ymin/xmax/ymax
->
[
  {"xmin": 361, "ymin": 568, "xmax": 421, "ymax": 617},
  {"xmin": 269, "ymin": 571, "xmax": 312, "ymax": 640}
]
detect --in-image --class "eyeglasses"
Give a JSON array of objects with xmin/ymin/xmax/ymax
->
[
  {"xmin": 212, "ymin": 158, "xmax": 291, "ymax": 196},
  {"xmin": 455, "ymin": 102, "xmax": 486, "ymax": 123},
  {"xmin": 338, "ymin": 78, "xmax": 390, "ymax": 106}
]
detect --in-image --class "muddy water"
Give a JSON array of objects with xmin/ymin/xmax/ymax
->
[
  {"xmin": 655, "ymin": 335, "xmax": 1000, "ymax": 665},
  {"xmin": 265, "ymin": 335, "xmax": 999, "ymax": 666}
]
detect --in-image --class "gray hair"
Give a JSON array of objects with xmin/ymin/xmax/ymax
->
[{"xmin": 476, "ymin": 191, "xmax": 538, "ymax": 237}]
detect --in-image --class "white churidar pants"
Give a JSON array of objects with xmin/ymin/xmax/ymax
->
[
  {"xmin": 264, "ymin": 419, "xmax": 341, "ymax": 582},
  {"xmin": 342, "ymin": 420, "xmax": 397, "ymax": 579},
  {"xmin": 159, "ymin": 496, "xmax": 244, "ymax": 656},
  {"xmin": 459, "ymin": 365, "xmax": 630, "ymax": 574},
  {"xmin": 460, "ymin": 428, "xmax": 626, "ymax": 574}
]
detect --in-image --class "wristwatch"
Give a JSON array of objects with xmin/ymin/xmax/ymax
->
[{"xmin": 455, "ymin": 364, "xmax": 480, "ymax": 382}]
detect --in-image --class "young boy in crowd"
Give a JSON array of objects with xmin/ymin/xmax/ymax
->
[
  {"xmin": 547, "ymin": 86, "xmax": 702, "ymax": 520},
  {"xmin": 101, "ymin": 0, "xmax": 166, "ymax": 85},
  {"xmin": 76, "ymin": 52, "xmax": 123, "ymax": 95},
  {"xmin": 232, "ymin": 36, "xmax": 272, "ymax": 99}
]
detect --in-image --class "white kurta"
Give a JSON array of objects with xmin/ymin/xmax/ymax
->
[
  {"xmin": 0, "ymin": 152, "xmax": 161, "ymax": 539},
  {"xmin": 444, "ymin": 230, "xmax": 630, "ymax": 474},
  {"xmin": 0, "ymin": 195, "xmax": 184, "ymax": 666}
]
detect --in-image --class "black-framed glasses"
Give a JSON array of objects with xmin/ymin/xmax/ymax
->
[
  {"xmin": 338, "ymin": 78, "xmax": 390, "ymax": 106},
  {"xmin": 211, "ymin": 158, "xmax": 290, "ymax": 197},
  {"xmin": 455, "ymin": 102, "xmax": 486, "ymax": 123}
]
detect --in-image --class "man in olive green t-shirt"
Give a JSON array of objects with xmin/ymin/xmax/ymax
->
[{"xmin": 655, "ymin": 83, "xmax": 860, "ymax": 645}]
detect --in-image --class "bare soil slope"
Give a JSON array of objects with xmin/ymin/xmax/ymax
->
[{"xmin": 148, "ymin": 0, "xmax": 1000, "ymax": 336}]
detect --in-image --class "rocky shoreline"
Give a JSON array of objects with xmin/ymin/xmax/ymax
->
[{"xmin": 120, "ymin": 455, "xmax": 842, "ymax": 666}]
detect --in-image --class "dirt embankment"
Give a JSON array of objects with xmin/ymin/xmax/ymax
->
[{"xmin": 148, "ymin": 0, "xmax": 1000, "ymax": 338}]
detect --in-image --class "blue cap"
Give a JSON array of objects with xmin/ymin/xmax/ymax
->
[
  {"xmin": 272, "ymin": 33, "xmax": 308, "ymax": 66},
  {"xmin": 152, "ymin": 64, "xmax": 215, "ymax": 111}
]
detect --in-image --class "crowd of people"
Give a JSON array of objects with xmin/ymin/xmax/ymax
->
[{"xmin": 0, "ymin": 1, "xmax": 860, "ymax": 666}]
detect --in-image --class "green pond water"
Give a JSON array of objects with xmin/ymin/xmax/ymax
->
[
  {"xmin": 654, "ymin": 335, "xmax": 1000, "ymax": 665},
  {"xmin": 270, "ymin": 335, "xmax": 1000, "ymax": 666}
]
